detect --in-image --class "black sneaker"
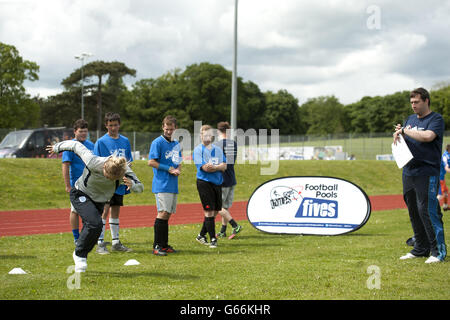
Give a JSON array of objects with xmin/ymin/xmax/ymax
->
[
  {"xmin": 196, "ymin": 234, "xmax": 209, "ymax": 245},
  {"xmin": 209, "ymin": 238, "xmax": 218, "ymax": 248},
  {"xmin": 153, "ymin": 245, "xmax": 167, "ymax": 256},
  {"xmin": 111, "ymin": 241, "xmax": 132, "ymax": 252},
  {"xmin": 162, "ymin": 245, "xmax": 177, "ymax": 253},
  {"xmin": 228, "ymin": 225, "xmax": 243, "ymax": 239}
]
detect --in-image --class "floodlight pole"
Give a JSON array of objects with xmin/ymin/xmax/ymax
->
[
  {"xmin": 74, "ymin": 52, "xmax": 93, "ymax": 119},
  {"xmin": 230, "ymin": 0, "xmax": 238, "ymax": 136}
]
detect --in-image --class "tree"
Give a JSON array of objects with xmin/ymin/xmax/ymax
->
[
  {"xmin": 346, "ymin": 91, "xmax": 410, "ymax": 133},
  {"xmin": 299, "ymin": 96, "xmax": 345, "ymax": 135},
  {"xmin": 38, "ymin": 90, "xmax": 91, "ymax": 128},
  {"xmin": 377, "ymin": 91, "xmax": 410, "ymax": 132},
  {"xmin": 346, "ymin": 97, "xmax": 371, "ymax": 133},
  {"xmin": 236, "ymin": 80, "xmax": 267, "ymax": 130},
  {"xmin": 0, "ymin": 42, "xmax": 40, "ymax": 128},
  {"xmin": 180, "ymin": 62, "xmax": 231, "ymax": 130},
  {"xmin": 121, "ymin": 67, "xmax": 194, "ymax": 132},
  {"xmin": 61, "ymin": 61, "xmax": 136, "ymax": 132},
  {"xmin": 120, "ymin": 62, "xmax": 303, "ymax": 134},
  {"xmin": 431, "ymin": 83, "xmax": 450, "ymax": 130},
  {"xmin": 264, "ymin": 90, "xmax": 302, "ymax": 134}
]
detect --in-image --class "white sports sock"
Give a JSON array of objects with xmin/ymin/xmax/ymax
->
[
  {"xmin": 109, "ymin": 218, "xmax": 120, "ymax": 245},
  {"xmin": 98, "ymin": 219, "xmax": 106, "ymax": 244}
]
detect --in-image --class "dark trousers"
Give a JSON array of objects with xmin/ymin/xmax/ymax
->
[
  {"xmin": 70, "ymin": 189, "xmax": 105, "ymax": 258},
  {"xmin": 403, "ymin": 175, "xmax": 446, "ymax": 259}
]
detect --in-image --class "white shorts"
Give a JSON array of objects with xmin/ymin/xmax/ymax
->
[
  {"xmin": 155, "ymin": 193, "xmax": 177, "ymax": 214},
  {"xmin": 221, "ymin": 186, "xmax": 235, "ymax": 209},
  {"xmin": 70, "ymin": 203, "xmax": 78, "ymax": 214}
]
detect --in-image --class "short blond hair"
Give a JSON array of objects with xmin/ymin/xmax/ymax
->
[
  {"xmin": 200, "ymin": 124, "xmax": 212, "ymax": 133},
  {"xmin": 104, "ymin": 156, "xmax": 127, "ymax": 180}
]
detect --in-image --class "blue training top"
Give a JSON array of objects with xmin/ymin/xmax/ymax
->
[
  {"xmin": 403, "ymin": 111, "xmax": 444, "ymax": 177},
  {"xmin": 94, "ymin": 133, "xmax": 133, "ymax": 195},
  {"xmin": 193, "ymin": 143, "xmax": 226, "ymax": 186},
  {"xmin": 62, "ymin": 139, "xmax": 95, "ymax": 187},
  {"xmin": 149, "ymin": 135, "xmax": 182, "ymax": 194},
  {"xmin": 440, "ymin": 150, "xmax": 450, "ymax": 181}
]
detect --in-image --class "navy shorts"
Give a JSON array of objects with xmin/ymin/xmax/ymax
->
[{"xmin": 107, "ymin": 193, "xmax": 124, "ymax": 206}]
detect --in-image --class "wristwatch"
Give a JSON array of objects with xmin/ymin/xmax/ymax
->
[{"xmin": 401, "ymin": 127, "xmax": 405, "ymax": 135}]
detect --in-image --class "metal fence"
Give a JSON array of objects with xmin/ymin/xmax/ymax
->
[{"xmin": 1, "ymin": 128, "xmax": 449, "ymax": 161}]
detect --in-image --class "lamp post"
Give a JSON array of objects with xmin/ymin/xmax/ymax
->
[
  {"xmin": 230, "ymin": 0, "xmax": 238, "ymax": 136},
  {"xmin": 74, "ymin": 52, "xmax": 93, "ymax": 119}
]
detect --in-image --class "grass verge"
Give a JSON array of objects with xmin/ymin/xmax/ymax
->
[{"xmin": 0, "ymin": 159, "xmax": 403, "ymax": 211}]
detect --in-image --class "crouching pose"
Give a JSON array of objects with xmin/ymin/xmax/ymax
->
[{"xmin": 47, "ymin": 140, "xmax": 144, "ymax": 272}]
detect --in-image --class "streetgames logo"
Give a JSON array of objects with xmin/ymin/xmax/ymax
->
[{"xmin": 269, "ymin": 185, "xmax": 303, "ymax": 209}]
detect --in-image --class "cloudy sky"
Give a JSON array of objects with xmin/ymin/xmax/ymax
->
[{"xmin": 1, "ymin": 0, "xmax": 449, "ymax": 105}]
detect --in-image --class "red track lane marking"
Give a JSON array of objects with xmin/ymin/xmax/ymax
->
[{"xmin": 0, "ymin": 195, "xmax": 405, "ymax": 237}]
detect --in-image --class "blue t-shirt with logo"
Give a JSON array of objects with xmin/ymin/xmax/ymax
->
[
  {"xmin": 149, "ymin": 135, "xmax": 182, "ymax": 194},
  {"xmin": 403, "ymin": 112, "xmax": 444, "ymax": 177},
  {"xmin": 94, "ymin": 134, "xmax": 133, "ymax": 195},
  {"xmin": 62, "ymin": 139, "xmax": 95, "ymax": 187},
  {"xmin": 193, "ymin": 143, "xmax": 226, "ymax": 186}
]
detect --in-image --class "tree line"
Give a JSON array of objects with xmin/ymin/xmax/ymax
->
[{"xmin": 1, "ymin": 42, "xmax": 449, "ymax": 135}]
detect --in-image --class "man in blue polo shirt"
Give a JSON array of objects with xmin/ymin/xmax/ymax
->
[
  {"xmin": 148, "ymin": 115, "xmax": 182, "ymax": 256},
  {"xmin": 62, "ymin": 119, "xmax": 94, "ymax": 244},
  {"xmin": 393, "ymin": 87, "xmax": 446, "ymax": 264},
  {"xmin": 94, "ymin": 112, "xmax": 133, "ymax": 254}
]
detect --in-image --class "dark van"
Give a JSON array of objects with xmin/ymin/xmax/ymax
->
[{"xmin": 0, "ymin": 127, "xmax": 74, "ymax": 158}]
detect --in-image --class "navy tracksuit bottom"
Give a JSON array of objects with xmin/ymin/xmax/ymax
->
[
  {"xmin": 70, "ymin": 189, "xmax": 105, "ymax": 258},
  {"xmin": 403, "ymin": 175, "xmax": 447, "ymax": 260}
]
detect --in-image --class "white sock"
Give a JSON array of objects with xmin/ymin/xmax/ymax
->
[
  {"xmin": 98, "ymin": 219, "xmax": 106, "ymax": 244},
  {"xmin": 109, "ymin": 218, "xmax": 120, "ymax": 245}
]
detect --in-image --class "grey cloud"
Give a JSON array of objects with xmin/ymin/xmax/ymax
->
[{"xmin": 2, "ymin": 0, "xmax": 449, "ymax": 105}]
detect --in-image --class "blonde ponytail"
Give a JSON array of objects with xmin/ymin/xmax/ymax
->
[{"xmin": 104, "ymin": 156, "xmax": 127, "ymax": 180}]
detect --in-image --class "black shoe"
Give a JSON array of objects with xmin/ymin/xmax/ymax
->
[
  {"xmin": 162, "ymin": 245, "xmax": 177, "ymax": 253},
  {"xmin": 406, "ymin": 236, "xmax": 415, "ymax": 247},
  {"xmin": 153, "ymin": 245, "xmax": 167, "ymax": 256},
  {"xmin": 209, "ymin": 238, "xmax": 218, "ymax": 248},
  {"xmin": 196, "ymin": 234, "xmax": 209, "ymax": 245}
]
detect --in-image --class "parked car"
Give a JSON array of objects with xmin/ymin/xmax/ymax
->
[{"xmin": 0, "ymin": 127, "xmax": 74, "ymax": 158}]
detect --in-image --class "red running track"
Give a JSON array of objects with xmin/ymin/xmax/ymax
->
[{"xmin": 0, "ymin": 195, "xmax": 406, "ymax": 237}]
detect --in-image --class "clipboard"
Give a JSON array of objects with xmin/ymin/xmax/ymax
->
[{"xmin": 391, "ymin": 134, "xmax": 413, "ymax": 169}]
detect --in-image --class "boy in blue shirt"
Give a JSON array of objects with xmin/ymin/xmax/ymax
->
[
  {"xmin": 215, "ymin": 121, "xmax": 243, "ymax": 239},
  {"xmin": 438, "ymin": 144, "xmax": 450, "ymax": 211},
  {"xmin": 94, "ymin": 112, "xmax": 133, "ymax": 253},
  {"xmin": 62, "ymin": 119, "xmax": 94, "ymax": 244},
  {"xmin": 148, "ymin": 115, "xmax": 182, "ymax": 256},
  {"xmin": 193, "ymin": 125, "xmax": 226, "ymax": 248}
]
